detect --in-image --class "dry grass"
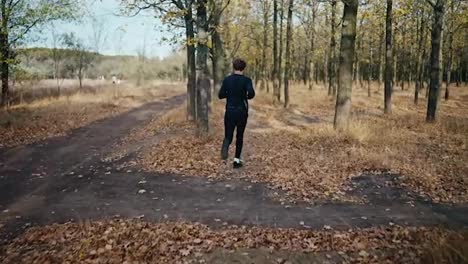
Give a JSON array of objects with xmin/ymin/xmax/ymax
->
[
  {"xmin": 271, "ymin": 83, "xmax": 468, "ymax": 202},
  {"xmin": 14, "ymin": 79, "xmax": 184, "ymax": 108},
  {"xmin": 156, "ymin": 104, "xmax": 190, "ymax": 129},
  {"xmin": 0, "ymin": 80, "xmax": 185, "ymax": 148},
  {"xmin": 136, "ymin": 81, "xmax": 468, "ymax": 203},
  {"xmin": 280, "ymin": 83, "xmax": 467, "ymax": 202},
  {"xmin": 422, "ymin": 232, "xmax": 468, "ymax": 264}
]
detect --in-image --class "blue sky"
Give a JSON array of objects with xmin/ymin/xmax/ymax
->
[{"xmin": 33, "ymin": 0, "xmax": 174, "ymax": 58}]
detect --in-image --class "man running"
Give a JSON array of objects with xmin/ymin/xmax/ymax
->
[{"xmin": 218, "ymin": 58, "xmax": 255, "ymax": 168}]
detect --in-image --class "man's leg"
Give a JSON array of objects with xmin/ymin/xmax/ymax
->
[
  {"xmin": 221, "ymin": 111, "xmax": 235, "ymax": 160},
  {"xmin": 234, "ymin": 111, "xmax": 248, "ymax": 159}
]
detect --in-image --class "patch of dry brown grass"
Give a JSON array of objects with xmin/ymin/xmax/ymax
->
[
  {"xmin": 0, "ymin": 82, "xmax": 185, "ymax": 148},
  {"xmin": 290, "ymin": 83, "xmax": 468, "ymax": 202},
  {"xmin": 135, "ymin": 82, "xmax": 468, "ymax": 203},
  {"xmin": 157, "ymin": 104, "xmax": 190, "ymax": 129},
  {"xmin": 422, "ymin": 232, "xmax": 468, "ymax": 264}
]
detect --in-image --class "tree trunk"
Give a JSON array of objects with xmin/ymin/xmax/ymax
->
[
  {"xmin": 458, "ymin": 63, "xmax": 462, "ymax": 85},
  {"xmin": 425, "ymin": 75, "xmax": 430, "ymax": 98},
  {"xmin": 378, "ymin": 20, "xmax": 384, "ymax": 89},
  {"xmin": 445, "ymin": 63, "xmax": 451, "ymax": 101},
  {"xmin": 384, "ymin": 0, "xmax": 393, "ymax": 114},
  {"xmin": 308, "ymin": 4, "xmax": 316, "ymax": 90},
  {"xmin": 426, "ymin": 0, "xmax": 445, "ymax": 122},
  {"xmin": 260, "ymin": 0, "xmax": 268, "ymax": 91},
  {"xmin": 408, "ymin": 38, "xmax": 412, "ymax": 90},
  {"xmin": 392, "ymin": 27, "xmax": 397, "ymax": 89},
  {"xmin": 314, "ymin": 61, "xmax": 319, "ymax": 84},
  {"xmin": 284, "ymin": 0, "xmax": 293, "ymax": 108},
  {"xmin": 354, "ymin": 17, "xmax": 364, "ymax": 88},
  {"xmin": 444, "ymin": 1, "xmax": 454, "ymax": 101},
  {"xmin": 0, "ymin": 35, "xmax": 8, "ymax": 107},
  {"xmin": 415, "ymin": 10, "xmax": 424, "ymax": 105},
  {"xmin": 278, "ymin": 0, "xmax": 284, "ymax": 100},
  {"xmin": 326, "ymin": 20, "xmax": 330, "ymax": 91},
  {"xmin": 334, "ymin": 0, "xmax": 358, "ymax": 130},
  {"xmin": 420, "ymin": 18, "xmax": 428, "ymax": 104},
  {"xmin": 185, "ymin": 1, "xmax": 197, "ymax": 121},
  {"xmin": 0, "ymin": 1, "xmax": 9, "ymax": 107},
  {"xmin": 354, "ymin": 31, "xmax": 361, "ymax": 87},
  {"xmin": 254, "ymin": 58, "xmax": 260, "ymax": 86},
  {"xmin": 212, "ymin": 27, "xmax": 225, "ymax": 97},
  {"xmin": 266, "ymin": 69, "xmax": 271, "ymax": 92},
  {"xmin": 303, "ymin": 54, "xmax": 309, "ymax": 85},
  {"xmin": 400, "ymin": 25, "xmax": 406, "ymax": 91},
  {"xmin": 368, "ymin": 36, "xmax": 373, "ymax": 97},
  {"xmin": 196, "ymin": 0, "xmax": 210, "ymax": 133},
  {"xmin": 273, "ymin": 0, "xmax": 279, "ymax": 100},
  {"xmin": 78, "ymin": 67, "xmax": 83, "ymax": 89},
  {"xmin": 461, "ymin": 63, "xmax": 466, "ymax": 86},
  {"xmin": 328, "ymin": 0, "xmax": 337, "ymax": 96}
]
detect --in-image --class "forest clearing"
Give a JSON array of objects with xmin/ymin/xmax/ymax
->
[{"xmin": 0, "ymin": 0, "xmax": 468, "ymax": 263}]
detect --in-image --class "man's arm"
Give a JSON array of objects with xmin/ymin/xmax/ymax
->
[
  {"xmin": 218, "ymin": 78, "xmax": 227, "ymax": 99},
  {"xmin": 246, "ymin": 79, "xmax": 255, "ymax": 100}
]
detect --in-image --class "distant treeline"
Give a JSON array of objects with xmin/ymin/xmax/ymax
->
[{"xmin": 15, "ymin": 47, "xmax": 185, "ymax": 82}]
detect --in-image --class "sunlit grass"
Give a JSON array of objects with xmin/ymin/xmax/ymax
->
[{"xmin": 142, "ymin": 81, "xmax": 468, "ymax": 203}]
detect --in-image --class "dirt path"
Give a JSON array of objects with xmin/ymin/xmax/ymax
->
[{"xmin": 0, "ymin": 94, "xmax": 467, "ymax": 244}]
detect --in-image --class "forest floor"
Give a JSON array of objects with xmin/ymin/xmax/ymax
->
[
  {"xmin": 133, "ymin": 82, "xmax": 468, "ymax": 204},
  {"xmin": 0, "ymin": 82, "xmax": 467, "ymax": 263}
]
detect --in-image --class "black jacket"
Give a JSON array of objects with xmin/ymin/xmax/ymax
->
[{"xmin": 218, "ymin": 73, "xmax": 255, "ymax": 111}]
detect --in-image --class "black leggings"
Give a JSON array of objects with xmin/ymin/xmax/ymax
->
[{"xmin": 222, "ymin": 109, "xmax": 248, "ymax": 159}]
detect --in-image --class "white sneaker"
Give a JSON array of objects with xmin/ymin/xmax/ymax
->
[{"xmin": 233, "ymin": 158, "xmax": 243, "ymax": 169}]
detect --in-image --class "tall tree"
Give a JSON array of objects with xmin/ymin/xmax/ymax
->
[
  {"xmin": 196, "ymin": 0, "xmax": 210, "ymax": 133},
  {"xmin": 184, "ymin": 0, "xmax": 197, "ymax": 120},
  {"xmin": 426, "ymin": 0, "xmax": 445, "ymax": 122},
  {"xmin": 273, "ymin": 0, "xmax": 280, "ymax": 101},
  {"xmin": 209, "ymin": 0, "xmax": 230, "ymax": 98},
  {"xmin": 384, "ymin": 0, "xmax": 393, "ymax": 114},
  {"xmin": 443, "ymin": 0, "xmax": 461, "ymax": 101},
  {"xmin": 378, "ymin": 18, "xmax": 384, "ymax": 89},
  {"xmin": 368, "ymin": 33, "xmax": 373, "ymax": 97},
  {"xmin": 415, "ymin": 5, "xmax": 427, "ymax": 105},
  {"xmin": 299, "ymin": 0, "xmax": 318, "ymax": 90},
  {"xmin": 122, "ymin": 0, "xmax": 198, "ymax": 120},
  {"xmin": 0, "ymin": 0, "xmax": 80, "ymax": 107},
  {"xmin": 354, "ymin": 15, "xmax": 364, "ymax": 88},
  {"xmin": 328, "ymin": 0, "xmax": 337, "ymax": 96},
  {"xmin": 259, "ymin": 0, "xmax": 270, "ymax": 92},
  {"xmin": 284, "ymin": 0, "xmax": 294, "ymax": 108},
  {"xmin": 62, "ymin": 33, "xmax": 94, "ymax": 89},
  {"xmin": 334, "ymin": 0, "xmax": 358, "ymax": 130},
  {"xmin": 308, "ymin": 3, "xmax": 317, "ymax": 90},
  {"xmin": 278, "ymin": 0, "xmax": 285, "ymax": 98}
]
